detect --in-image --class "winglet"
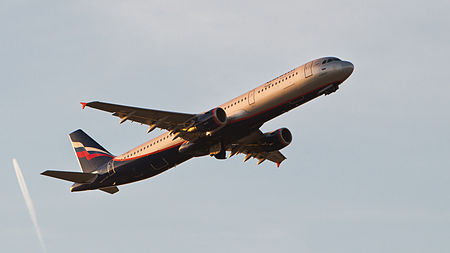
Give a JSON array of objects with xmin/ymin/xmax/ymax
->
[
  {"xmin": 277, "ymin": 162, "xmax": 281, "ymax": 168},
  {"xmin": 80, "ymin": 102, "xmax": 87, "ymax": 109}
]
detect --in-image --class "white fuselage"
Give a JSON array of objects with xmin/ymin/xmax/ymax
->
[{"xmin": 114, "ymin": 57, "xmax": 354, "ymax": 162}]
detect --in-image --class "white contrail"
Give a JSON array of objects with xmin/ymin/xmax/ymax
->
[{"xmin": 12, "ymin": 158, "xmax": 48, "ymax": 253}]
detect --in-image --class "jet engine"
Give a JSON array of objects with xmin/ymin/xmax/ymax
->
[
  {"xmin": 193, "ymin": 107, "xmax": 227, "ymax": 132},
  {"xmin": 262, "ymin": 128, "xmax": 292, "ymax": 152}
]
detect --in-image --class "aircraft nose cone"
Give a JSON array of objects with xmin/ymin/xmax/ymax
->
[{"xmin": 341, "ymin": 61, "xmax": 354, "ymax": 78}]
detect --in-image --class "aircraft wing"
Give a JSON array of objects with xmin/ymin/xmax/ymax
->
[
  {"xmin": 82, "ymin": 101, "xmax": 196, "ymax": 133},
  {"xmin": 227, "ymin": 129, "xmax": 287, "ymax": 167}
]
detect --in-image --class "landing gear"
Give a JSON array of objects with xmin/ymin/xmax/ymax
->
[
  {"xmin": 214, "ymin": 148, "xmax": 226, "ymax": 160},
  {"xmin": 318, "ymin": 84, "xmax": 339, "ymax": 96},
  {"xmin": 210, "ymin": 142, "xmax": 226, "ymax": 160}
]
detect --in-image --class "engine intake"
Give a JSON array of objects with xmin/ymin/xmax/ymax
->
[
  {"xmin": 263, "ymin": 128, "xmax": 292, "ymax": 151},
  {"xmin": 194, "ymin": 107, "xmax": 227, "ymax": 132}
]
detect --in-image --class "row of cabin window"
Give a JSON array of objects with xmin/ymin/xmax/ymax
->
[
  {"xmin": 258, "ymin": 71, "xmax": 298, "ymax": 94},
  {"xmin": 224, "ymin": 71, "xmax": 299, "ymax": 109},
  {"xmin": 224, "ymin": 97, "xmax": 247, "ymax": 110},
  {"xmin": 122, "ymin": 70, "xmax": 300, "ymax": 160},
  {"xmin": 123, "ymin": 133, "xmax": 175, "ymax": 159}
]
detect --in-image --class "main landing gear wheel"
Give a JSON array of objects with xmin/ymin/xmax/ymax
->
[{"xmin": 214, "ymin": 148, "xmax": 226, "ymax": 160}]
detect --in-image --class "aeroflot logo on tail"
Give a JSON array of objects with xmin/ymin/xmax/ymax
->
[{"xmin": 71, "ymin": 142, "xmax": 114, "ymax": 160}]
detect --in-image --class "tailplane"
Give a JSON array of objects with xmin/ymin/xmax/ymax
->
[
  {"xmin": 41, "ymin": 129, "xmax": 119, "ymax": 194},
  {"xmin": 41, "ymin": 170, "xmax": 119, "ymax": 194},
  {"xmin": 69, "ymin": 129, "xmax": 114, "ymax": 173},
  {"xmin": 41, "ymin": 170, "xmax": 97, "ymax": 183}
]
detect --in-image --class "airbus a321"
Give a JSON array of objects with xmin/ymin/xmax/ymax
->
[{"xmin": 42, "ymin": 57, "xmax": 354, "ymax": 194}]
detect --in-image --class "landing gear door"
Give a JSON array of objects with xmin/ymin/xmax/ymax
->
[
  {"xmin": 304, "ymin": 62, "xmax": 313, "ymax": 78},
  {"xmin": 248, "ymin": 90, "xmax": 255, "ymax": 105},
  {"xmin": 151, "ymin": 158, "xmax": 169, "ymax": 171}
]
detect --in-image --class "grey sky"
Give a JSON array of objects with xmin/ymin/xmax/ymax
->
[{"xmin": 1, "ymin": 0, "xmax": 449, "ymax": 252}]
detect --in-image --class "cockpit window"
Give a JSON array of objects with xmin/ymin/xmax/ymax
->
[{"xmin": 326, "ymin": 57, "xmax": 341, "ymax": 63}]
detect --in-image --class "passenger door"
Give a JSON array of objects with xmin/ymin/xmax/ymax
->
[
  {"xmin": 248, "ymin": 90, "xmax": 255, "ymax": 105},
  {"xmin": 304, "ymin": 62, "xmax": 313, "ymax": 78},
  {"xmin": 107, "ymin": 160, "xmax": 115, "ymax": 176}
]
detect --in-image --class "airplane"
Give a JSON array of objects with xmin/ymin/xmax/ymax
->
[{"xmin": 41, "ymin": 57, "xmax": 354, "ymax": 194}]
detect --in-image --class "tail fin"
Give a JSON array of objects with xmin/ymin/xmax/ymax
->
[{"xmin": 69, "ymin": 129, "xmax": 114, "ymax": 173}]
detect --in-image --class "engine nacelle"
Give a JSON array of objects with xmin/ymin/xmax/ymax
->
[
  {"xmin": 262, "ymin": 128, "xmax": 292, "ymax": 152},
  {"xmin": 194, "ymin": 107, "xmax": 227, "ymax": 132}
]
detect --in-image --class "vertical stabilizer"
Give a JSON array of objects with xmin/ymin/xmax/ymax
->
[{"xmin": 69, "ymin": 129, "xmax": 114, "ymax": 173}]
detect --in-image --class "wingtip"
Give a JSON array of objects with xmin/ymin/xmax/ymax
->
[
  {"xmin": 277, "ymin": 162, "xmax": 281, "ymax": 168},
  {"xmin": 80, "ymin": 102, "xmax": 87, "ymax": 109}
]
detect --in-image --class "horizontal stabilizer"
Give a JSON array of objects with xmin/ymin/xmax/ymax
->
[
  {"xmin": 99, "ymin": 186, "xmax": 119, "ymax": 194},
  {"xmin": 41, "ymin": 170, "xmax": 97, "ymax": 183}
]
